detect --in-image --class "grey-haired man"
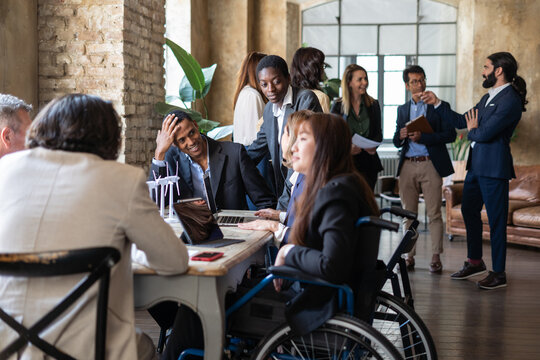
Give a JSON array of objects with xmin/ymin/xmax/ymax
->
[{"xmin": 0, "ymin": 94, "xmax": 32, "ymax": 158}]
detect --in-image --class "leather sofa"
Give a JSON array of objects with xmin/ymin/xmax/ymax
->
[{"xmin": 443, "ymin": 165, "xmax": 540, "ymax": 248}]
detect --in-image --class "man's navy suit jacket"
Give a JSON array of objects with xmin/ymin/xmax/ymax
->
[
  {"xmin": 148, "ymin": 135, "xmax": 276, "ymax": 210},
  {"xmin": 393, "ymin": 101, "xmax": 456, "ymax": 178},
  {"xmin": 436, "ymin": 85, "xmax": 522, "ymax": 180}
]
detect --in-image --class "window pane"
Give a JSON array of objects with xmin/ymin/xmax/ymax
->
[
  {"xmin": 341, "ymin": 0, "xmax": 417, "ymax": 24},
  {"xmin": 383, "ymin": 106, "xmax": 399, "ymax": 139},
  {"xmin": 356, "ymin": 55, "xmax": 378, "ymax": 72},
  {"xmin": 367, "ymin": 71, "xmax": 378, "ymax": 100},
  {"xmin": 303, "ymin": 26, "xmax": 339, "ymax": 55},
  {"xmin": 426, "ymin": 86, "xmax": 455, "ymax": 109},
  {"xmin": 419, "ymin": 24, "xmax": 456, "ymax": 54},
  {"xmin": 384, "ymin": 72, "xmax": 406, "ymax": 105},
  {"xmin": 418, "ymin": 55, "xmax": 456, "ymax": 86},
  {"xmin": 379, "ymin": 25, "xmax": 417, "ymax": 55},
  {"xmin": 419, "ymin": 0, "xmax": 457, "ymax": 22},
  {"xmin": 384, "ymin": 56, "xmax": 406, "ymax": 71},
  {"xmin": 303, "ymin": 1, "xmax": 339, "ymax": 24},
  {"xmin": 324, "ymin": 56, "xmax": 340, "ymax": 80},
  {"xmin": 341, "ymin": 26, "xmax": 378, "ymax": 55}
]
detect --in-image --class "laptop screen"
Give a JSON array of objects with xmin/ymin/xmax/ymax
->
[{"xmin": 173, "ymin": 198, "xmax": 223, "ymax": 245}]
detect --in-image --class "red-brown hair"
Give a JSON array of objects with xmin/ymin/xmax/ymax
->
[{"xmin": 233, "ymin": 52, "xmax": 267, "ymax": 110}]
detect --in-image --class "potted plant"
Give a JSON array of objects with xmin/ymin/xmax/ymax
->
[{"xmin": 451, "ymin": 131, "xmax": 470, "ymax": 182}]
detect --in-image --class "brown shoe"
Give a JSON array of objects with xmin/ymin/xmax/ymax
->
[
  {"xmin": 429, "ymin": 261, "xmax": 442, "ymax": 273},
  {"xmin": 477, "ymin": 271, "xmax": 507, "ymax": 290},
  {"xmin": 405, "ymin": 257, "xmax": 415, "ymax": 270}
]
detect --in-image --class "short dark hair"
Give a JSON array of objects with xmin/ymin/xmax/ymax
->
[
  {"xmin": 403, "ymin": 65, "xmax": 426, "ymax": 83},
  {"xmin": 290, "ymin": 47, "xmax": 326, "ymax": 90},
  {"xmin": 27, "ymin": 94, "xmax": 121, "ymax": 160},
  {"xmin": 256, "ymin": 55, "xmax": 289, "ymax": 80},
  {"xmin": 165, "ymin": 109, "xmax": 193, "ymax": 124}
]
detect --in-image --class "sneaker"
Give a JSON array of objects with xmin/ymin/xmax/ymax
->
[
  {"xmin": 450, "ymin": 260, "xmax": 487, "ymax": 280},
  {"xmin": 478, "ymin": 271, "xmax": 507, "ymax": 290}
]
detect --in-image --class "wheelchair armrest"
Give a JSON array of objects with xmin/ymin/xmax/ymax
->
[
  {"xmin": 268, "ymin": 265, "xmax": 335, "ymax": 288},
  {"xmin": 356, "ymin": 216, "xmax": 399, "ymax": 232},
  {"xmin": 380, "ymin": 206, "xmax": 417, "ymax": 220}
]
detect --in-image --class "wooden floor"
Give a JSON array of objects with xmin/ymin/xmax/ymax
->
[{"xmin": 136, "ymin": 215, "xmax": 540, "ymax": 359}]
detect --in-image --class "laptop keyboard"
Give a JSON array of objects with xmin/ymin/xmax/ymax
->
[{"xmin": 217, "ymin": 216, "xmax": 245, "ymax": 224}]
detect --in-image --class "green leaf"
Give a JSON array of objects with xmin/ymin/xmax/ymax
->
[
  {"xmin": 178, "ymin": 64, "xmax": 217, "ymax": 102},
  {"xmin": 322, "ymin": 78, "xmax": 341, "ymax": 99},
  {"xmin": 165, "ymin": 38, "xmax": 205, "ymax": 93},
  {"xmin": 197, "ymin": 119, "xmax": 220, "ymax": 134},
  {"xmin": 153, "ymin": 102, "xmax": 202, "ymax": 123},
  {"xmin": 201, "ymin": 64, "xmax": 217, "ymax": 98},
  {"xmin": 165, "ymin": 95, "xmax": 181, "ymax": 103}
]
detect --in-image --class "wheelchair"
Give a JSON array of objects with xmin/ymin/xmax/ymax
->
[
  {"xmin": 178, "ymin": 215, "xmax": 404, "ymax": 360},
  {"xmin": 370, "ymin": 207, "xmax": 438, "ymax": 360}
]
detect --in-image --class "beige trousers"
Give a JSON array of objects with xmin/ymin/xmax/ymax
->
[{"xmin": 398, "ymin": 159, "xmax": 443, "ymax": 257}]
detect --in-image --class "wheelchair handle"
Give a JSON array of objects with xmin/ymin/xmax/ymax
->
[
  {"xmin": 356, "ymin": 216, "xmax": 399, "ymax": 232},
  {"xmin": 380, "ymin": 206, "xmax": 417, "ymax": 220}
]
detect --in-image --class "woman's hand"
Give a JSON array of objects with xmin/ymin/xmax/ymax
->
[
  {"xmin": 238, "ymin": 219, "xmax": 279, "ymax": 232},
  {"xmin": 351, "ymin": 144, "xmax": 363, "ymax": 155},
  {"xmin": 273, "ymin": 244, "xmax": 294, "ymax": 292},
  {"xmin": 254, "ymin": 208, "xmax": 281, "ymax": 221}
]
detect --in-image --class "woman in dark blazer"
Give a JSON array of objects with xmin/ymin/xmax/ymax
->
[
  {"xmin": 274, "ymin": 112, "xmax": 380, "ymax": 334},
  {"xmin": 331, "ymin": 64, "xmax": 383, "ymax": 190}
]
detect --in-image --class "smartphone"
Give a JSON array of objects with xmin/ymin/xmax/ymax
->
[{"xmin": 191, "ymin": 251, "xmax": 224, "ymax": 262}]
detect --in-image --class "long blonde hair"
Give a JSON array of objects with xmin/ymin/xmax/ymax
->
[
  {"xmin": 232, "ymin": 52, "xmax": 267, "ymax": 110},
  {"xmin": 340, "ymin": 64, "xmax": 375, "ymax": 115}
]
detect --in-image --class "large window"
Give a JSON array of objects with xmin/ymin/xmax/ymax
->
[{"xmin": 302, "ymin": 0, "xmax": 457, "ymax": 141}]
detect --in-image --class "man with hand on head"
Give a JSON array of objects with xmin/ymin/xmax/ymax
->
[
  {"xmin": 247, "ymin": 55, "xmax": 322, "ymax": 210},
  {"xmin": 149, "ymin": 109, "xmax": 276, "ymax": 211},
  {"xmin": 0, "ymin": 94, "xmax": 32, "ymax": 158},
  {"xmin": 422, "ymin": 52, "xmax": 527, "ymax": 289},
  {"xmin": 393, "ymin": 65, "xmax": 455, "ymax": 273}
]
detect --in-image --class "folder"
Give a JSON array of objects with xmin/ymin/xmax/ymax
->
[{"xmin": 405, "ymin": 115, "xmax": 433, "ymax": 133}]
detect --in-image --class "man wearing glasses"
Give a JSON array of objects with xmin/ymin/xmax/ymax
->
[{"xmin": 392, "ymin": 65, "xmax": 456, "ymax": 273}]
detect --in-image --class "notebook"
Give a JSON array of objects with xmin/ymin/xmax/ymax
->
[
  {"xmin": 173, "ymin": 199, "xmax": 244, "ymax": 248},
  {"xmin": 202, "ymin": 173, "xmax": 259, "ymax": 226},
  {"xmin": 405, "ymin": 115, "xmax": 433, "ymax": 134}
]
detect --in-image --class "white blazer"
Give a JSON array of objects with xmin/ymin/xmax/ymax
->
[{"xmin": 0, "ymin": 148, "xmax": 189, "ymax": 359}]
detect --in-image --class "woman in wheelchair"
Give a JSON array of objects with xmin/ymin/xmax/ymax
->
[{"xmin": 162, "ymin": 112, "xmax": 381, "ymax": 359}]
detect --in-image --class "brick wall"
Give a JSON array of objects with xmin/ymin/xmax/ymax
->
[{"xmin": 37, "ymin": 0, "xmax": 165, "ymax": 169}]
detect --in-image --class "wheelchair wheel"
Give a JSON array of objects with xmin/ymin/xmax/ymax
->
[
  {"xmin": 373, "ymin": 291, "xmax": 437, "ymax": 360},
  {"xmin": 251, "ymin": 314, "xmax": 403, "ymax": 360}
]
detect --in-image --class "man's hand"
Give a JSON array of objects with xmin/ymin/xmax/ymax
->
[
  {"xmin": 420, "ymin": 91, "xmax": 440, "ymax": 106},
  {"xmin": 364, "ymin": 147, "xmax": 377, "ymax": 155},
  {"xmin": 399, "ymin": 127, "xmax": 409, "ymax": 140},
  {"xmin": 465, "ymin": 108, "xmax": 478, "ymax": 131},
  {"xmin": 254, "ymin": 208, "xmax": 281, "ymax": 221},
  {"xmin": 351, "ymin": 144, "xmax": 363, "ymax": 155},
  {"xmin": 273, "ymin": 244, "xmax": 295, "ymax": 292},
  {"xmin": 154, "ymin": 114, "xmax": 179, "ymax": 160},
  {"xmin": 408, "ymin": 131, "xmax": 421, "ymax": 143}
]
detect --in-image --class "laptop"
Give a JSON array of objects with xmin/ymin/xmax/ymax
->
[
  {"xmin": 202, "ymin": 173, "xmax": 259, "ymax": 226},
  {"xmin": 173, "ymin": 199, "xmax": 245, "ymax": 248}
]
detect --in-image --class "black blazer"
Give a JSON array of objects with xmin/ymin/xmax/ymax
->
[
  {"xmin": 247, "ymin": 87, "xmax": 322, "ymax": 208},
  {"xmin": 148, "ymin": 135, "xmax": 276, "ymax": 210},
  {"xmin": 392, "ymin": 101, "xmax": 456, "ymax": 178},
  {"xmin": 283, "ymin": 174, "xmax": 379, "ymax": 335},
  {"xmin": 331, "ymin": 100, "xmax": 384, "ymax": 175},
  {"xmin": 436, "ymin": 85, "xmax": 522, "ymax": 179}
]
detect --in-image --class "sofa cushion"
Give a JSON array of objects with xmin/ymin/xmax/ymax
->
[
  {"xmin": 509, "ymin": 165, "xmax": 540, "ymax": 202},
  {"xmin": 513, "ymin": 206, "xmax": 540, "ymax": 229},
  {"xmin": 480, "ymin": 200, "xmax": 535, "ymax": 225}
]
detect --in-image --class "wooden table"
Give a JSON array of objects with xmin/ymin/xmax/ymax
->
[{"xmin": 133, "ymin": 217, "xmax": 272, "ymax": 360}]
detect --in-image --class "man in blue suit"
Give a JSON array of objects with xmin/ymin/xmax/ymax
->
[
  {"xmin": 393, "ymin": 65, "xmax": 456, "ymax": 274},
  {"xmin": 422, "ymin": 52, "xmax": 528, "ymax": 289}
]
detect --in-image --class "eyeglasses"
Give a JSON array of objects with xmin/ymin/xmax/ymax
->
[{"xmin": 409, "ymin": 78, "xmax": 426, "ymax": 86}]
